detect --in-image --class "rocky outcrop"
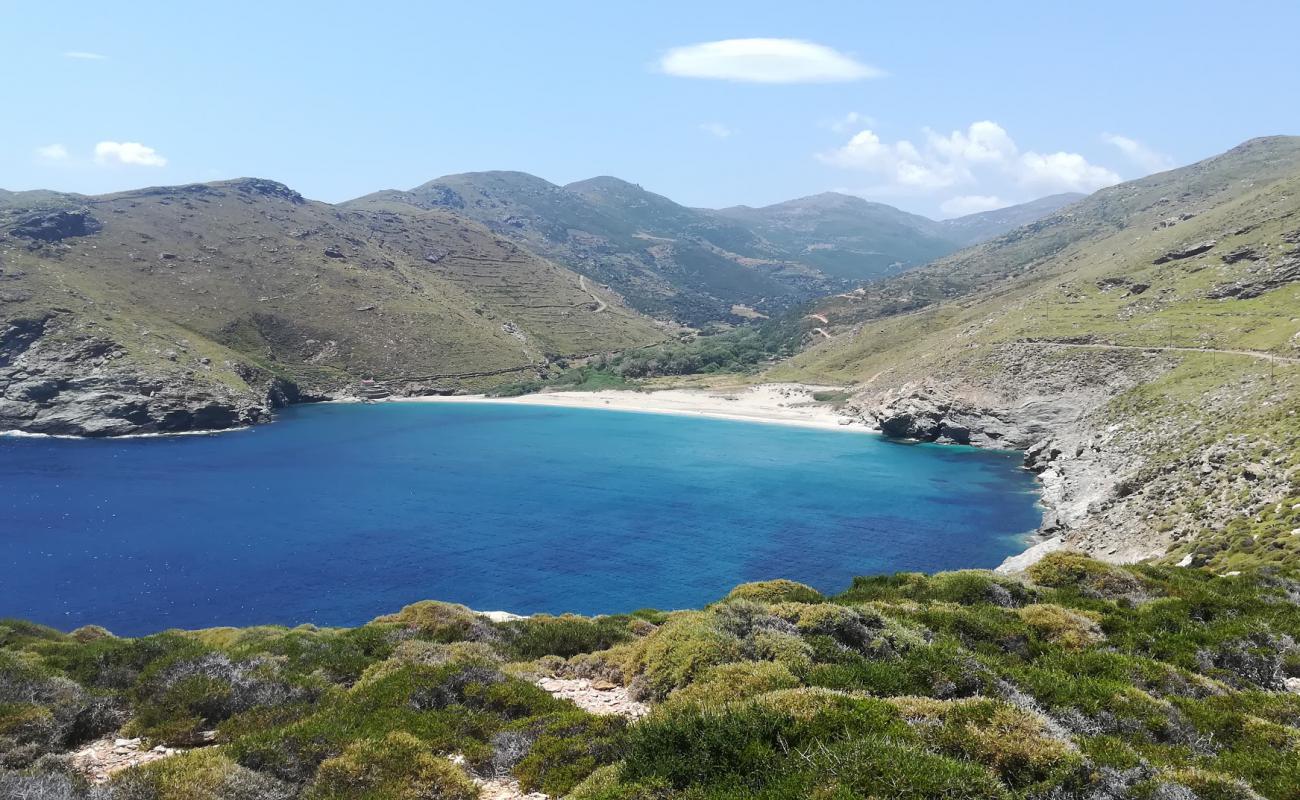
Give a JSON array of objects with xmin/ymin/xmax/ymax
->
[
  {"xmin": 0, "ymin": 317, "xmax": 285, "ymax": 437},
  {"xmin": 1152, "ymin": 239, "xmax": 1216, "ymax": 264},
  {"xmin": 8, "ymin": 208, "xmax": 102, "ymax": 242},
  {"xmin": 845, "ymin": 344, "xmax": 1189, "ymax": 565},
  {"xmin": 1207, "ymin": 254, "xmax": 1300, "ymax": 299}
]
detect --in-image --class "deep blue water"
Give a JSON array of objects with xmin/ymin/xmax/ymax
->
[{"xmin": 0, "ymin": 402, "xmax": 1041, "ymax": 635}]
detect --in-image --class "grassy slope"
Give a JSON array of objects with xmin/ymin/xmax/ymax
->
[
  {"xmin": 2, "ymin": 555, "xmax": 1297, "ymax": 799},
  {"xmin": 347, "ymin": 171, "xmax": 826, "ymax": 325},
  {"xmin": 0, "ymin": 179, "xmax": 664, "ymax": 399},
  {"xmin": 769, "ymin": 137, "xmax": 1300, "ymax": 562}
]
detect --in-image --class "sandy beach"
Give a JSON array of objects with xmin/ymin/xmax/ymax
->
[{"xmin": 394, "ymin": 383, "xmax": 872, "ymax": 433}]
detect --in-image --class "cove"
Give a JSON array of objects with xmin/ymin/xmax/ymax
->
[{"xmin": 0, "ymin": 402, "xmax": 1042, "ymax": 635}]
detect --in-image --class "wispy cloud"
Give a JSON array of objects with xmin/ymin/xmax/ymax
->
[
  {"xmin": 824, "ymin": 111, "xmax": 875, "ymax": 134},
  {"xmin": 699, "ymin": 122, "xmax": 734, "ymax": 139},
  {"xmin": 94, "ymin": 141, "xmax": 168, "ymax": 167},
  {"xmin": 34, "ymin": 144, "xmax": 70, "ymax": 164},
  {"xmin": 659, "ymin": 38, "xmax": 882, "ymax": 84},
  {"xmin": 63, "ymin": 51, "xmax": 108, "ymax": 60},
  {"xmin": 1101, "ymin": 133, "xmax": 1174, "ymax": 174}
]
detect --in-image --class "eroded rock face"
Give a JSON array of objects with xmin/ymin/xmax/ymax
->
[
  {"xmin": 8, "ymin": 208, "xmax": 103, "ymax": 242},
  {"xmin": 0, "ymin": 317, "xmax": 284, "ymax": 437}
]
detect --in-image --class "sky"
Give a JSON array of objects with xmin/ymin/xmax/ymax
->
[{"xmin": 3, "ymin": 1, "xmax": 1298, "ymax": 219}]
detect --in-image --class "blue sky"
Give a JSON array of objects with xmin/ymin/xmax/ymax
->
[{"xmin": 3, "ymin": 1, "xmax": 1297, "ymax": 218}]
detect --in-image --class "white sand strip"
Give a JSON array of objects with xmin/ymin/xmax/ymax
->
[{"xmin": 392, "ymin": 383, "xmax": 871, "ymax": 433}]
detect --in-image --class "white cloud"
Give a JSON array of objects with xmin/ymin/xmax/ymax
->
[
  {"xmin": 940, "ymin": 195, "xmax": 1007, "ymax": 216},
  {"xmin": 926, "ymin": 121, "xmax": 1018, "ymax": 165},
  {"xmin": 659, "ymin": 38, "xmax": 882, "ymax": 84},
  {"xmin": 817, "ymin": 129, "xmax": 963, "ymax": 189},
  {"xmin": 699, "ymin": 122, "xmax": 734, "ymax": 139},
  {"xmin": 1015, "ymin": 151, "xmax": 1120, "ymax": 193},
  {"xmin": 818, "ymin": 120, "xmax": 1121, "ymax": 202},
  {"xmin": 826, "ymin": 111, "xmax": 875, "ymax": 134},
  {"xmin": 34, "ymin": 144, "xmax": 70, "ymax": 164},
  {"xmin": 1102, "ymin": 133, "xmax": 1174, "ymax": 174},
  {"xmin": 94, "ymin": 141, "xmax": 167, "ymax": 167},
  {"xmin": 63, "ymin": 51, "xmax": 107, "ymax": 60}
]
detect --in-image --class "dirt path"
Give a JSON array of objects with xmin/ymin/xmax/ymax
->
[
  {"xmin": 535, "ymin": 676, "xmax": 648, "ymax": 719},
  {"xmin": 806, "ymin": 313, "xmax": 829, "ymax": 324},
  {"xmin": 578, "ymin": 275, "xmax": 608, "ymax": 313},
  {"xmin": 811, "ymin": 327, "xmax": 832, "ymax": 341},
  {"xmin": 1015, "ymin": 340, "xmax": 1300, "ymax": 365}
]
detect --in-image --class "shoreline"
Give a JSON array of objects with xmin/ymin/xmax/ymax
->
[{"xmin": 381, "ymin": 383, "xmax": 876, "ymax": 434}]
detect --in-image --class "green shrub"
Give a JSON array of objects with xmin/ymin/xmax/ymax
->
[
  {"xmin": 626, "ymin": 613, "xmax": 742, "ymax": 700},
  {"xmin": 887, "ymin": 697, "xmax": 1082, "ymax": 790},
  {"xmin": 669, "ymin": 661, "xmax": 800, "ymax": 705},
  {"xmin": 303, "ymin": 732, "xmax": 476, "ymax": 800},
  {"xmin": 108, "ymin": 748, "xmax": 294, "ymax": 800},
  {"xmin": 1027, "ymin": 553, "xmax": 1148, "ymax": 600},
  {"xmin": 498, "ymin": 614, "xmax": 637, "ymax": 660},
  {"xmin": 510, "ymin": 711, "xmax": 628, "ymax": 795},
  {"xmin": 1016, "ymin": 604, "xmax": 1105, "ymax": 649},
  {"xmin": 725, "ymin": 580, "xmax": 823, "ymax": 605},
  {"xmin": 368, "ymin": 601, "xmax": 490, "ymax": 643}
]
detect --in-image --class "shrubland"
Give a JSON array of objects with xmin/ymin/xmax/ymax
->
[{"xmin": 1, "ymin": 555, "xmax": 1298, "ymax": 799}]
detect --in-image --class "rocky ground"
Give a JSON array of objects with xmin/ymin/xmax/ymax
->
[
  {"xmin": 846, "ymin": 342, "xmax": 1300, "ymax": 567},
  {"xmin": 70, "ymin": 733, "xmax": 213, "ymax": 784},
  {"xmin": 534, "ymin": 676, "xmax": 649, "ymax": 719},
  {"xmin": 0, "ymin": 315, "xmax": 288, "ymax": 437}
]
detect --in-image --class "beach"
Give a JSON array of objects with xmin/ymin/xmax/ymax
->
[{"xmin": 394, "ymin": 383, "xmax": 870, "ymax": 433}]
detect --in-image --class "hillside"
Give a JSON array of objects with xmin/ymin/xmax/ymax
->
[
  {"xmin": 3, "ymin": 554, "xmax": 1298, "ymax": 799},
  {"xmin": 771, "ymin": 136, "xmax": 1300, "ymax": 565},
  {"xmin": 347, "ymin": 174, "xmax": 1073, "ymax": 325},
  {"xmin": 937, "ymin": 193, "xmax": 1086, "ymax": 246},
  {"xmin": 713, "ymin": 192, "xmax": 963, "ymax": 281},
  {"xmin": 347, "ymin": 171, "xmax": 834, "ymax": 324},
  {"xmin": 0, "ymin": 178, "xmax": 663, "ymax": 436}
]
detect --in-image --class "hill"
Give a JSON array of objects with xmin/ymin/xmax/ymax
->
[
  {"xmin": 347, "ymin": 171, "xmax": 834, "ymax": 324},
  {"xmin": 937, "ymin": 192, "xmax": 1085, "ymax": 246},
  {"xmin": 347, "ymin": 174, "xmax": 1073, "ymax": 325},
  {"xmin": 0, "ymin": 178, "xmax": 664, "ymax": 436},
  {"xmin": 2, "ymin": 555, "xmax": 1297, "ymax": 799},
  {"xmin": 770, "ymin": 136, "xmax": 1300, "ymax": 566},
  {"xmin": 713, "ymin": 191, "xmax": 961, "ymax": 281}
]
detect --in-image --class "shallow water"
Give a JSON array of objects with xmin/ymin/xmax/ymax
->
[{"xmin": 0, "ymin": 402, "xmax": 1041, "ymax": 635}]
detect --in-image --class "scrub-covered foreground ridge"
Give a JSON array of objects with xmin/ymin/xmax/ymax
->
[{"xmin": 2, "ymin": 555, "xmax": 1299, "ymax": 799}]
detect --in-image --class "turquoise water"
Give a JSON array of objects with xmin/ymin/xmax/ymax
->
[{"xmin": 0, "ymin": 402, "xmax": 1041, "ymax": 635}]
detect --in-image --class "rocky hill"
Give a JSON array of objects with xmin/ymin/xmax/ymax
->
[
  {"xmin": 0, "ymin": 179, "xmax": 664, "ymax": 436},
  {"xmin": 771, "ymin": 136, "xmax": 1300, "ymax": 567},
  {"xmin": 348, "ymin": 173, "xmax": 1073, "ymax": 325}
]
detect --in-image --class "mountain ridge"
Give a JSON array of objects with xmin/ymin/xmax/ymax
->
[{"xmin": 345, "ymin": 174, "xmax": 1078, "ymax": 323}]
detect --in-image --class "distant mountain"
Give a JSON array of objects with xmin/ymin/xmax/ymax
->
[
  {"xmin": 712, "ymin": 192, "xmax": 957, "ymax": 282},
  {"xmin": 937, "ymin": 193, "xmax": 1084, "ymax": 246},
  {"xmin": 348, "ymin": 176, "xmax": 1075, "ymax": 325},
  {"xmin": 348, "ymin": 172, "xmax": 834, "ymax": 325},
  {"xmin": 0, "ymin": 178, "xmax": 663, "ymax": 436}
]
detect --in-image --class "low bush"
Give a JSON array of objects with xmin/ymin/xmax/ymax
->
[
  {"xmin": 108, "ymin": 749, "xmax": 294, "ymax": 800},
  {"xmin": 302, "ymin": 732, "xmax": 475, "ymax": 800},
  {"xmin": 724, "ymin": 580, "xmax": 823, "ymax": 605},
  {"xmin": 497, "ymin": 614, "xmax": 638, "ymax": 660}
]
